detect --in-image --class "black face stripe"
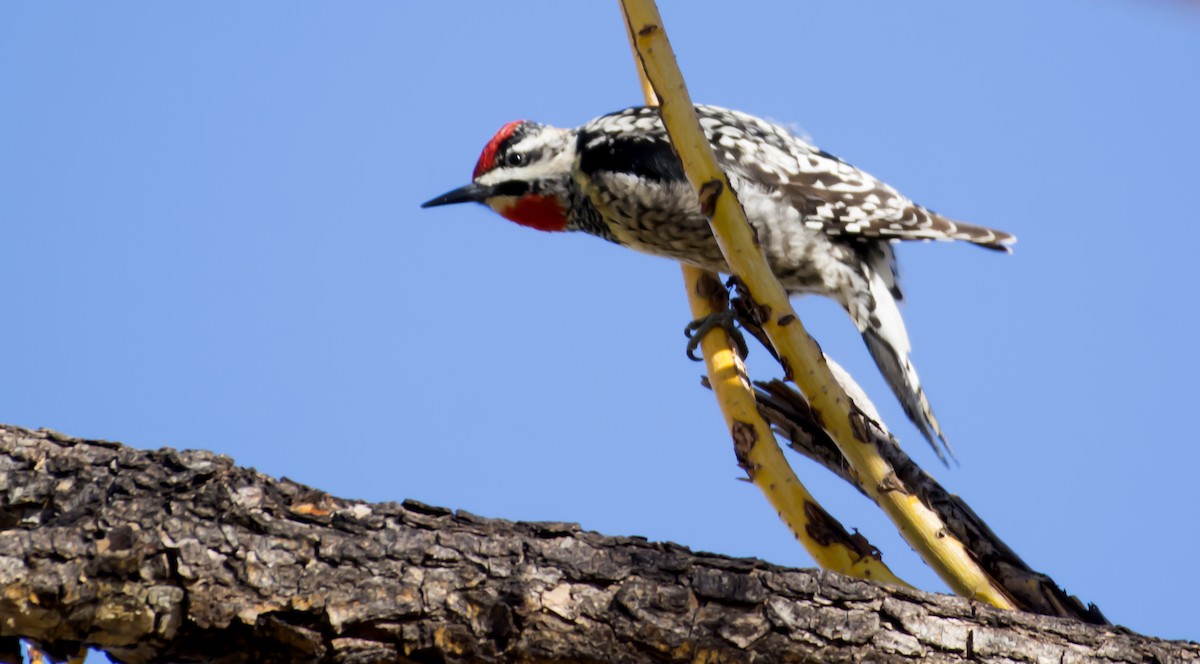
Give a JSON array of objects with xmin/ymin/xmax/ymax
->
[
  {"xmin": 576, "ymin": 134, "xmax": 686, "ymax": 183},
  {"xmin": 490, "ymin": 180, "xmax": 532, "ymax": 198},
  {"xmin": 517, "ymin": 146, "xmax": 545, "ymax": 165}
]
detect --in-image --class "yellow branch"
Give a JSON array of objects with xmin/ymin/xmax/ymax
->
[
  {"xmin": 684, "ymin": 267, "xmax": 908, "ymax": 583},
  {"xmin": 618, "ymin": 0, "xmax": 1015, "ymax": 609},
  {"xmin": 619, "ymin": 3, "xmax": 905, "ymax": 585}
]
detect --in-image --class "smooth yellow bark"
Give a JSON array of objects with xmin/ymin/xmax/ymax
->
[
  {"xmin": 620, "ymin": 3, "xmax": 905, "ymax": 586},
  {"xmin": 618, "ymin": 0, "xmax": 1015, "ymax": 609}
]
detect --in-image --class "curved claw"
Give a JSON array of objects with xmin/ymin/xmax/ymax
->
[{"xmin": 684, "ymin": 310, "xmax": 749, "ymax": 362}]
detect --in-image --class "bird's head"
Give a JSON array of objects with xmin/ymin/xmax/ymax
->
[{"xmin": 422, "ymin": 120, "xmax": 576, "ymax": 233}]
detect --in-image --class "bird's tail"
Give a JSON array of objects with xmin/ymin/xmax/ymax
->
[
  {"xmin": 852, "ymin": 260, "xmax": 953, "ymax": 464},
  {"xmin": 927, "ymin": 212, "xmax": 1017, "ymax": 253}
]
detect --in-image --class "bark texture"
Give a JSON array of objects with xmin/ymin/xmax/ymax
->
[{"xmin": 0, "ymin": 424, "xmax": 1195, "ymax": 663}]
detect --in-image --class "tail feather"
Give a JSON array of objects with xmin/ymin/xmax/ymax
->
[
  {"xmin": 853, "ymin": 256, "xmax": 953, "ymax": 464},
  {"xmin": 929, "ymin": 212, "xmax": 1016, "ymax": 253},
  {"xmin": 862, "ymin": 327, "xmax": 952, "ymax": 463}
]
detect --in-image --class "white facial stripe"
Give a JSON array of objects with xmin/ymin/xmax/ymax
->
[
  {"xmin": 509, "ymin": 131, "xmax": 557, "ymax": 154},
  {"xmin": 486, "ymin": 195, "xmax": 518, "ymax": 215}
]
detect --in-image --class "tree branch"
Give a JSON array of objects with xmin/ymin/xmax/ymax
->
[
  {"xmin": 619, "ymin": 1, "xmax": 907, "ymax": 588},
  {"xmin": 0, "ymin": 424, "xmax": 1193, "ymax": 663},
  {"xmin": 617, "ymin": 0, "xmax": 1014, "ymax": 609},
  {"xmin": 751, "ymin": 377, "xmax": 1110, "ymax": 626}
]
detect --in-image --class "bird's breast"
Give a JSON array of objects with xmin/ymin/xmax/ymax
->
[{"xmin": 575, "ymin": 171, "xmax": 841, "ymax": 295}]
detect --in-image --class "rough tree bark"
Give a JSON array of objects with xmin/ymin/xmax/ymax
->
[{"xmin": 0, "ymin": 425, "xmax": 1194, "ymax": 663}]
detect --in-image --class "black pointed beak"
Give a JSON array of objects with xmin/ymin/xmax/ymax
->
[{"xmin": 420, "ymin": 182, "xmax": 494, "ymax": 208}]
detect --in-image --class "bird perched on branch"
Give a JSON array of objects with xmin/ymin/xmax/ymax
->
[{"xmin": 423, "ymin": 105, "xmax": 1014, "ymax": 462}]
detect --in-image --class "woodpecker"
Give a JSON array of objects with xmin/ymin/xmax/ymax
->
[{"xmin": 422, "ymin": 105, "xmax": 1014, "ymax": 461}]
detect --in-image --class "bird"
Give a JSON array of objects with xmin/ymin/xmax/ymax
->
[{"xmin": 422, "ymin": 104, "xmax": 1014, "ymax": 461}]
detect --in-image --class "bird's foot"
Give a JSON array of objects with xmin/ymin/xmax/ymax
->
[{"xmin": 684, "ymin": 309, "xmax": 749, "ymax": 362}]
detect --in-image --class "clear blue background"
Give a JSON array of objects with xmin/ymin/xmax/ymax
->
[{"xmin": 3, "ymin": 1, "xmax": 1197, "ymax": 649}]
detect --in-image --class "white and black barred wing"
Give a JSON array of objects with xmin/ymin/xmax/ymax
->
[{"xmin": 694, "ymin": 106, "xmax": 1015, "ymax": 252}]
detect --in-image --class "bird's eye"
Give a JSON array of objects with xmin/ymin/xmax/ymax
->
[{"xmin": 504, "ymin": 152, "xmax": 525, "ymax": 167}]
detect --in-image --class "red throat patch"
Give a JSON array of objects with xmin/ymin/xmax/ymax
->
[
  {"xmin": 500, "ymin": 195, "xmax": 567, "ymax": 233},
  {"xmin": 473, "ymin": 120, "xmax": 526, "ymax": 179}
]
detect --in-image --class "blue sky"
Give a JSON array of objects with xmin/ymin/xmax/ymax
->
[{"xmin": 2, "ymin": 1, "xmax": 1197, "ymax": 648}]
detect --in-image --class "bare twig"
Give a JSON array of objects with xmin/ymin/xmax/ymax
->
[
  {"xmin": 617, "ymin": 0, "xmax": 1014, "ymax": 609},
  {"xmin": 619, "ymin": 1, "xmax": 907, "ymax": 586}
]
